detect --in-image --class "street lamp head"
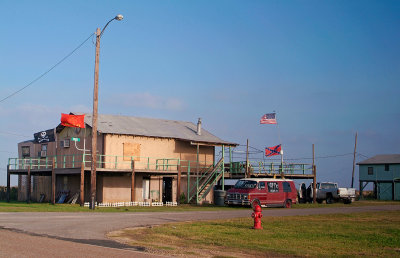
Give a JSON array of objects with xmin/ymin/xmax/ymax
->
[{"xmin": 115, "ymin": 14, "xmax": 123, "ymax": 21}]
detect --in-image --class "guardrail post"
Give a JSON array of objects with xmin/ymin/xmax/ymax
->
[
  {"xmin": 63, "ymin": 156, "xmax": 66, "ymax": 168},
  {"xmin": 147, "ymin": 157, "xmax": 150, "ymax": 170},
  {"xmin": 72, "ymin": 155, "xmax": 75, "ymax": 168},
  {"xmin": 115, "ymin": 156, "xmax": 118, "ymax": 169}
]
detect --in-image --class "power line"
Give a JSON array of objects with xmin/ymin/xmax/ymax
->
[
  {"xmin": 0, "ymin": 131, "xmax": 31, "ymax": 138},
  {"xmin": 0, "ymin": 33, "xmax": 94, "ymax": 103}
]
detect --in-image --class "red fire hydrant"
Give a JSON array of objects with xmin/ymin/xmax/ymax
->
[{"xmin": 251, "ymin": 204, "xmax": 263, "ymax": 230}]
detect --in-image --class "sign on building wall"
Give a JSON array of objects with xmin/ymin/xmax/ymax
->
[
  {"xmin": 34, "ymin": 129, "xmax": 55, "ymax": 143},
  {"xmin": 123, "ymin": 143, "xmax": 141, "ymax": 161}
]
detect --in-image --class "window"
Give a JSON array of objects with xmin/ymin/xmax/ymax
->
[
  {"xmin": 385, "ymin": 164, "xmax": 390, "ymax": 171},
  {"xmin": 234, "ymin": 180, "xmax": 257, "ymax": 189},
  {"xmin": 267, "ymin": 182, "xmax": 279, "ymax": 193},
  {"xmin": 368, "ymin": 167, "xmax": 373, "ymax": 175},
  {"xmin": 258, "ymin": 182, "xmax": 265, "ymax": 189},
  {"xmin": 21, "ymin": 146, "xmax": 30, "ymax": 158},
  {"xmin": 320, "ymin": 183, "xmax": 336, "ymax": 189},
  {"xmin": 283, "ymin": 182, "xmax": 292, "ymax": 192},
  {"xmin": 40, "ymin": 144, "xmax": 47, "ymax": 157}
]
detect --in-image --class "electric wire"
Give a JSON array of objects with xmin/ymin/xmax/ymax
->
[
  {"xmin": 0, "ymin": 131, "xmax": 31, "ymax": 138},
  {"xmin": 0, "ymin": 33, "xmax": 95, "ymax": 103}
]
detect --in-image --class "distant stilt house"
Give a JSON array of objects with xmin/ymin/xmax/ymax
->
[
  {"xmin": 11, "ymin": 114, "xmax": 238, "ymax": 205},
  {"xmin": 358, "ymin": 154, "xmax": 400, "ymax": 200}
]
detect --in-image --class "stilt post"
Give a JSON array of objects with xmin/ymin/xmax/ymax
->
[
  {"xmin": 80, "ymin": 161, "xmax": 84, "ymax": 206},
  {"xmin": 27, "ymin": 167, "xmax": 31, "ymax": 204},
  {"xmin": 131, "ymin": 160, "xmax": 135, "ymax": 202},
  {"xmin": 177, "ymin": 164, "xmax": 181, "ymax": 204},
  {"xmin": 187, "ymin": 161, "xmax": 191, "ymax": 203},
  {"xmin": 51, "ymin": 158, "xmax": 56, "ymax": 205},
  {"xmin": 6, "ymin": 165, "xmax": 10, "ymax": 203}
]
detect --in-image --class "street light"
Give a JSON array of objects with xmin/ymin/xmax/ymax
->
[{"xmin": 90, "ymin": 14, "xmax": 123, "ymax": 209}]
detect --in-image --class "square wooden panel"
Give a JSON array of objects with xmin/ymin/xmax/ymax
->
[{"xmin": 123, "ymin": 143, "xmax": 140, "ymax": 161}]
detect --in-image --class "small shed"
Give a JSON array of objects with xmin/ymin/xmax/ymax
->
[{"xmin": 358, "ymin": 154, "xmax": 400, "ymax": 200}]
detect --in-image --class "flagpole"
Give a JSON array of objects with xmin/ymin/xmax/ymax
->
[{"xmin": 275, "ymin": 111, "xmax": 284, "ymax": 175}]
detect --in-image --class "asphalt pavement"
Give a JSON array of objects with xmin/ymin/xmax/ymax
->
[{"xmin": 0, "ymin": 205, "xmax": 399, "ymax": 257}]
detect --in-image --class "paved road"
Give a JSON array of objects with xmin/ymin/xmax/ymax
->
[
  {"xmin": 0, "ymin": 229, "xmax": 158, "ymax": 258},
  {"xmin": 0, "ymin": 205, "xmax": 399, "ymax": 257}
]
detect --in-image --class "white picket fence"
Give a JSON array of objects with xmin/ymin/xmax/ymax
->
[{"xmin": 84, "ymin": 201, "xmax": 178, "ymax": 208}]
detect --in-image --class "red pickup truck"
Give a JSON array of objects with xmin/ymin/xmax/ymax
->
[{"xmin": 225, "ymin": 178, "xmax": 297, "ymax": 208}]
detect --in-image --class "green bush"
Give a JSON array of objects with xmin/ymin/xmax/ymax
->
[
  {"xmin": 0, "ymin": 186, "xmax": 18, "ymax": 201},
  {"xmin": 179, "ymin": 192, "xmax": 187, "ymax": 204}
]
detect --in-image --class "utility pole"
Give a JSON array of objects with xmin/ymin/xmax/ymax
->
[
  {"xmin": 246, "ymin": 139, "xmax": 249, "ymax": 178},
  {"xmin": 90, "ymin": 15, "xmax": 123, "ymax": 210},
  {"xmin": 351, "ymin": 132, "xmax": 358, "ymax": 188},
  {"xmin": 90, "ymin": 27, "xmax": 100, "ymax": 210}
]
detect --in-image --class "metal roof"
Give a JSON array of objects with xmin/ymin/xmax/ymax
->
[
  {"xmin": 80, "ymin": 113, "xmax": 237, "ymax": 146},
  {"xmin": 357, "ymin": 154, "xmax": 400, "ymax": 165}
]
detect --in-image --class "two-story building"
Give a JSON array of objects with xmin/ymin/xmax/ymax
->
[
  {"xmin": 9, "ymin": 113, "xmax": 238, "ymax": 205},
  {"xmin": 358, "ymin": 154, "xmax": 400, "ymax": 200}
]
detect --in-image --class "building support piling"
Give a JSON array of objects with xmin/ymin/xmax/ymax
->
[
  {"xmin": 177, "ymin": 165, "xmax": 181, "ymax": 204},
  {"xmin": 80, "ymin": 162, "xmax": 84, "ymax": 206},
  {"xmin": 131, "ymin": 160, "xmax": 135, "ymax": 202},
  {"xmin": 26, "ymin": 167, "xmax": 31, "ymax": 204},
  {"xmin": 51, "ymin": 158, "xmax": 55, "ymax": 205},
  {"xmin": 6, "ymin": 166, "xmax": 10, "ymax": 203}
]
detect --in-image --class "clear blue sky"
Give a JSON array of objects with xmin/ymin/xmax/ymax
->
[{"xmin": 0, "ymin": 1, "xmax": 399, "ymax": 187}]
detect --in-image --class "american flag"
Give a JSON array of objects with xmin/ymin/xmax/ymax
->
[{"xmin": 260, "ymin": 113, "xmax": 277, "ymax": 124}]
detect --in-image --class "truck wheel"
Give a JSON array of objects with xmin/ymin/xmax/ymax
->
[
  {"xmin": 343, "ymin": 199, "xmax": 352, "ymax": 204},
  {"xmin": 284, "ymin": 199, "xmax": 292, "ymax": 208},
  {"xmin": 326, "ymin": 195, "xmax": 333, "ymax": 204},
  {"xmin": 251, "ymin": 199, "xmax": 261, "ymax": 209}
]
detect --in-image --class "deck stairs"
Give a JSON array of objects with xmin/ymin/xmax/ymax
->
[{"xmin": 188, "ymin": 158, "xmax": 224, "ymax": 204}]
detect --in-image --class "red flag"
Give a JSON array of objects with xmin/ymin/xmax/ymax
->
[
  {"xmin": 260, "ymin": 113, "xmax": 277, "ymax": 124},
  {"xmin": 265, "ymin": 144, "xmax": 281, "ymax": 157},
  {"xmin": 61, "ymin": 114, "xmax": 85, "ymax": 128}
]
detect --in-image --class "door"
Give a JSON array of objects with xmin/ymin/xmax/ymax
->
[
  {"xmin": 378, "ymin": 182, "xmax": 392, "ymax": 200},
  {"xmin": 142, "ymin": 177, "xmax": 150, "ymax": 200},
  {"xmin": 162, "ymin": 177, "xmax": 173, "ymax": 203},
  {"xmin": 266, "ymin": 181, "xmax": 281, "ymax": 206},
  {"xmin": 395, "ymin": 182, "xmax": 400, "ymax": 201}
]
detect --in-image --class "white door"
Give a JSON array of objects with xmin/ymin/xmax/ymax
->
[{"xmin": 142, "ymin": 178, "xmax": 150, "ymax": 200}]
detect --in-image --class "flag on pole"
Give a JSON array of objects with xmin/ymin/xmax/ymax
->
[
  {"xmin": 260, "ymin": 113, "xmax": 277, "ymax": 124},
  {"xmin": 265, "ymin": 144, "xmax": 281, "ymax": 157},
  {"xmin": 61, "ymin": 114, "xmax": 85, "ymax": 128}
]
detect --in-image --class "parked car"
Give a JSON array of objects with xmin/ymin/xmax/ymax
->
[
  {"xmin": 225, "ymin": 178, "xmax": 297, "ymax": 208},
  {"xmin": 337, "ymin": 187, "xmax": 356, "ymax": 204},
  {"xmin": 310, "ymin": 182, "xmax": 356, "ymax": 204}
]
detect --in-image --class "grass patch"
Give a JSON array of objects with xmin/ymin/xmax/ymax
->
[
  {"xmin": 110, "ymin": 210, "xmax": 400, "ymax": 257},
  {"xmin": 0, "ymin": 200, "xmax": 397, "ymax": 212},
  {"xmin": 0, "ymin": 202, "xmax": 247, "ymax": 212}
]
